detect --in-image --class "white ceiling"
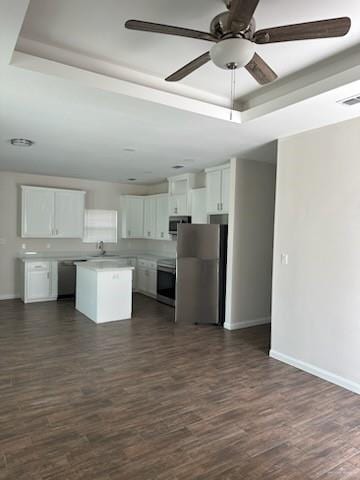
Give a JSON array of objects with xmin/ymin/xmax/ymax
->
[
  {"xmin": 19, "ymin": 0, "xmax": 360, "ymax": 102},
  {"xmin": 1, "ymin": 0, "xmax": 360, "ymax": 184}
]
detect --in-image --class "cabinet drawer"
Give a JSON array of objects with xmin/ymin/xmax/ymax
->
[
  {"xmin": 28, "ymin": 262, "xmax": 50, "ymax": 272},
  {"xmin": 138, "ymin": 258, "xmax": 156, "ymax": 270}
]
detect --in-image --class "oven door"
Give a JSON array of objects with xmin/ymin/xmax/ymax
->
[{"xmin": 157, "ymin": 266, "xmax": 176, "ymax": 307}]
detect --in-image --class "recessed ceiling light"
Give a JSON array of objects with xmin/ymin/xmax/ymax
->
[
  {"xmin": 172, "ymin": 164, "xmax": 185, "ymax": 169},
  {"xmin": 10, "ymin": 138, "xmax": 34, "ymax": 147},
  {"xmin": 127, "ymin": 178, "xmax": 137, "ymax": 181},
  {"xmin": 123, "ymin": 147, "xmax": 136, "ymax": 152}
]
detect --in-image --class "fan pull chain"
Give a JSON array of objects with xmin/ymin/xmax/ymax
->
[{"xmin": 230, "ymin": 66, "xmax": 236, "ymax": 121}]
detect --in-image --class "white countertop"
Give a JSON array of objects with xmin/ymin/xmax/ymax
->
[
  {"xmin": 18, "ymin": 251, "xmax": 174, "ymax": 263},
  {"xmin": 75, "ymin": 261, "xmax": 135, "ymax": 272}
]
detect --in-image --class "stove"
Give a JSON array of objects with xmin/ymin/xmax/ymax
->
[{"xmin": 157, "ymin": 258, "xmax": 176, "ymax": 307}]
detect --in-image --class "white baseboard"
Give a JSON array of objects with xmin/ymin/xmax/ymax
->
[
  {"xmin": 0, "ymin": 294, "xmax": 20, "ymax": 301},
  {"xmin": 224, "ymin": 316, "xmax": 271, "ymax": 331},
  {"xmin": 270, "ymin": 349, "xmax": 360, "ymax": 395}
]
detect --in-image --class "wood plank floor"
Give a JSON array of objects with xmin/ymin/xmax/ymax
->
[{"xmin": 0, "ymin": 294, "xmax": 360, "ymax": 479}]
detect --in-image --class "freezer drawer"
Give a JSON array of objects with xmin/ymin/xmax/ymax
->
[{"xmin": 175, "ymin": 258, "xmax": 220, "ymax": 325}]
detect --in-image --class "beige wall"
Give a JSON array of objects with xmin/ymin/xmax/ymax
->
[
  {"xmin": 271, "ymin": 117, "xmax": 360, "ymax": 393},
  {"xmin": 0, "ymin": 171, "xmax": 176, "ymax": 298},
  {"xmin": 225, "ymin": 158, "xmax": 276, "ymax": 330}
]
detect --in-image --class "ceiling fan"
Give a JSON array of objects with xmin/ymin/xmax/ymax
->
[{"xmin": 125, "ymin": 0, "xmax": 351, "ymax": 85}]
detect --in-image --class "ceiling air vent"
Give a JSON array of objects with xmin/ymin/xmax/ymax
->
[{"xmin": 338, "ymin": 95, "xmax": 360, "ymax": 107}]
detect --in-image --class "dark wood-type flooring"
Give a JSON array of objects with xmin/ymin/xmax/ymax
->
[{"xmin": 0, "ymin": 294, "xmax": 360, "ymax": 479}]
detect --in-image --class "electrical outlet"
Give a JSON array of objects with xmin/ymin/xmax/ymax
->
[
  {"xmin": 22, "ymin": 243, "xmax": 27, "ymax": 250},
  {"xmin": 281, "ymin": 253, "xmax": 289, "ymax": 265}
]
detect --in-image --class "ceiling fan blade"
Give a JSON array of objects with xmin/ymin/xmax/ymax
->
[
  {"xmin": 245, "ymin": 53, "xmax": 278, "ymax": 85},
  {"xmin": 254, "ymin": 17, "xmax": 351, "ymax": 44},
  {"xmin": 228, "ymin": 0, "xmax": 260, "ymax": 31},
  {"xmin": 165, "ymin": 52, "xmax": 211, "ymax": 82},
  {"xmin": 125, "ymin": 20, "xmax": 217, "ymax": 42}
]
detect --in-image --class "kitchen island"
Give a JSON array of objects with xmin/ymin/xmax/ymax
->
[{"xmin": 75, "ymin": 261, "xmax": 134, "ymax": 324}]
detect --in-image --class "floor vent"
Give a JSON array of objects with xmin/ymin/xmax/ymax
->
[{"xmin": 338, "ymin": 95, "xmax": 360, "ymax": 107}]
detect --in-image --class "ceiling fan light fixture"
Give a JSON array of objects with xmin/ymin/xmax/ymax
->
[{"xmin": 210, "ymin": 37, "xmax": 255, "ymax": 70}]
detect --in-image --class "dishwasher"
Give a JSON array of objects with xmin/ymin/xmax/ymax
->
[{"xmin": 58, "ymin": 260, "xmax": 87, "ymax": 299}]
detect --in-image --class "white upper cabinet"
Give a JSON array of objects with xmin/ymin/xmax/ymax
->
[
  {"xmin": 205, "ymin": 164, "xmax": 230, "ymax": 214},
  {"xmin": 144, "ymin": 196, "xmax": 157, "ymax": 239},
  {"xmin": 167, "ymin": 174, "xmax": 195, "ymax": 216},
  {"xmin": 206, "ymin": 170, "xmax": 222, "ymax": 214},
  {"xmin": 21, "ymin": 186, "xmax": 85, "ymax": 238},
  {"xmin": 22, "ymin": 187, "xmax": 54, "ymax": 237},
  {"xmin": 121, "ymin": 196, "xmax": 144, "ymax": 239},
  {"xmin": 54, "ymin": 190, "xmax": 85, "ymax": 238},
  {"xmin": 169, "ymin": 194, "xmax": 187, "ymax": 216},
  {"xmin": 191, "ymin": 188, "xmax": 207, "ymax": 224},
  {"xmin": 156, "ymin": 194, "xmax": 169, "ymax": 240}
]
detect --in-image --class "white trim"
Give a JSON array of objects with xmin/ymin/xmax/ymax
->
[
  {"xmin": 270, "ymin": 350, "xmax": 360, "ymax": 395},
  {"xmin": 224, "ymin": 316, "xmax": 271, "ymax": 331},
  {"xmin": 0, "ymin": 294, "xmax": 20, "ymax": 300}
]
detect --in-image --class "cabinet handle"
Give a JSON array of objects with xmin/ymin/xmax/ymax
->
[
  {"xmin": 47, "ymin": 272, "xmax": 50, "ymax": 279},
  {"xmin": 174, "ymin": 207, "xmax": 178, "ymax": 214},
  {"xmin": 128, "ymin": 230, "xmax": 131, "ymax": 237},
  {"xmin": 161, "ymin": 232, "xmax": 164, "ymax": 238},
  {"xmin": 217, "ymin": 203, "xmax": 219, "ymax": 211}
]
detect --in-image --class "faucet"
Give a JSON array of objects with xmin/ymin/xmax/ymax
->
[{"xmin": 97, "ymin": 241, "xmax": 106, "ymax": 256}]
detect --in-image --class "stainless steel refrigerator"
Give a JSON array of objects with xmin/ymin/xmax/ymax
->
[{"xmin": 175, "ymin": 224, "xmax": 228, "ymax": 326}]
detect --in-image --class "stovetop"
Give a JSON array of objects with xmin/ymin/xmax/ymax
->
[{"xmin": 157, "ymin": 258, "xmax": 176, "ymax": 268}]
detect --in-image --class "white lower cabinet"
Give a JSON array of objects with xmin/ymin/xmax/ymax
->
[
  {"xmin": 20, "ymin": 261, "xmax": 58, "ymax": 303},
  {"xmin": 137, "ymin": 258, "xmax": 157, "ymax": 298}
]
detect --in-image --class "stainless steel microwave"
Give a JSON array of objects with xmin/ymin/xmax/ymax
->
[{"xmin": 169, "ymin": 216, "xmax": 191, "ymax": 235}]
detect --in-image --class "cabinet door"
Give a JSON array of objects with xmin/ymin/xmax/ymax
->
[
  {"xmin": 129, "ymin": 258, "xmax": 137, "ymax": 291},
  {"xmin": 137, "ymin": 268, "xmax": 148, "ymax": 292},
  {"xmin": 22, "ymin": 188, "xmax": 54, "ymax": 237},
  {"xmin": 54, "ymin": 191, "xmax": 84, "ymax": 238},
  {"xmin": 169, "ymin": 195, "xmax": 178, "ymax": 215},
  {"xmin": 176, "ymin": 194, "xmax": 188, "ymax": 215},
  {"xmin": 123, "ymin": 197, "xmax": 144, "ymax": 238},
  {"xmin": 221, "ymin": 168, "xmax": 230, "ymax": 213},
  {"xmin": 148, "ymin": 269, "xmax": 157, "ymax": 296},
  {"xmin": 206, "ymin": 170, "xmax": 222, "ymax": 214},
  {"xmin": 156, "ymin": 196, "xmax": 169, "ymax": 240},
  {"xmin": 169, "ymin": 194, "xmax": 187, "ymax": 215},
  {"xmin": 144, "ymin": 197, "xmax": 156, "ymax": 239},
  {"xmin": 191, "ymin": 188, "xmax": 207, "ymax": 224},
  {"xmin": 28, "ymin": 268, "xmax": 51, "ymax": 300}
]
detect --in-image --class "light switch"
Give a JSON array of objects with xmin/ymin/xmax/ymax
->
[
  {"xmin": 22, "ymin": 243, "xmax": 27, "ymax": 249},
  {"xmin": 46, "ymin": 243, "xmax": 51, "ymax": 249},
  {"xmin": 281, "ymin": 253, "xmax": 289, "ymax": 265}
]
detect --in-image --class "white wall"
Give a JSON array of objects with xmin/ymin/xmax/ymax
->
[
  {"xmin": 225, "ymin": 158, "xmax": 276, "ymax": 330},
  {"xmin": 271, "ymin": 117, "xmax": 360, "ymax": 394},
  {"xmin": 0, "ymin": 171, "xmax": 176, "ymax": 299}
]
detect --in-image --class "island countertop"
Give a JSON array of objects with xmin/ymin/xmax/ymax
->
[{"xmin": 75, "ymin": 261, "xmax": 135, "ymax": 272}]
